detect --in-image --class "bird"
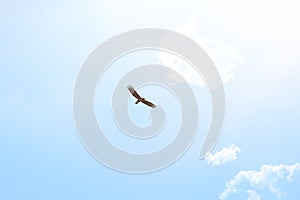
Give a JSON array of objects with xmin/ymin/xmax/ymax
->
[{"xmin": 127, "ymin": 85, "xmax": 156, "ymax": 108}]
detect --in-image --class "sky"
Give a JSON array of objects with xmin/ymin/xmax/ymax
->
[{"xmin": 1, "ymin": 0, "xmax": 300, "ymax": 199}]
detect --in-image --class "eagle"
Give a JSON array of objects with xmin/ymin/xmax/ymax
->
[{"xmin": 127, "ymin": 85, "xmax": 156, "ymax": 108}]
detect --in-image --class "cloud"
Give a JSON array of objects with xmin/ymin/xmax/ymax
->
[
  {"xmin": 220, "ymin": 163, "xmax": 300, "ymax": 199},
  {"xmin": 246, "ymin": 190, "xmax": 261, "ymax": 200},
  {"xmin": 205, "ymin": 144, "xmax": 240, "ymax": 166},
  {"xmin": 158, "ymin": 19, "xmax": 246, "ymax": 86}
]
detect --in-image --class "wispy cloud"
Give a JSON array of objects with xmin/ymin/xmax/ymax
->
[
  {"xmin": 220, "ymin": 163, "xmax": 300, "ymax": 199},
  {"xmin": 159, "ymin": 19, "xmax": 246, "ymax": 86},
  {"xmin": 246, "ymin": 189, "xmax": 261, "ymax": 200},
  {"xmin": 206, "ymin": 144, "xmax": 240, "ymax": 166}
]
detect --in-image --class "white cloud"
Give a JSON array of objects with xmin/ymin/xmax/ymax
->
[
  {"xmin": 246, "ymin": 190, "xmax": 261, "ymax": 200},
  {"xmin": 158, "ymin": 19, "xmax": 246, "ymax": 86},
  {"xmin": 206, "ymin": 144, "xmax": 240, "ymax": 166},
  {"xmin": 220, "ymin": 163, "xmax": 300, "ymax": 200}
]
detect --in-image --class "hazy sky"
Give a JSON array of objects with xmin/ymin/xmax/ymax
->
[{"xmin": 1, "ymin": 0, "xmax": 300, "ymax": 199}]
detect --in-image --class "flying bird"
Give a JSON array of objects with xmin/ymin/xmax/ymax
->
[{"xmin": 127, "ymin": 85, "xmax": 156, "ymax": 108}]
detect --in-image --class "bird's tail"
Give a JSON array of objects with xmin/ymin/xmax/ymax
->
[{"xmin": 135, "ymin": 99, "xmax": 140, "ymax": 104}]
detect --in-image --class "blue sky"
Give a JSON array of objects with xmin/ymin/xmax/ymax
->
[{"xmin": 1, "ymin": 0, "xmax": 300, "ymax": 199}]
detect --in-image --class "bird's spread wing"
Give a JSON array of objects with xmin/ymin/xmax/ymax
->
[
  {"xmin": 142, "ymin": 99, "xmax": 156, "ymax": 108},
  {"xmin": 127, "ymin": 85, "xmax": 142, "ymax": 99}
]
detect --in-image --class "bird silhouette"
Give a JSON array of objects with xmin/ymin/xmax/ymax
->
[{"xmin": 127, "ymin": 85, "xmax": 156, "ymax": 108}]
